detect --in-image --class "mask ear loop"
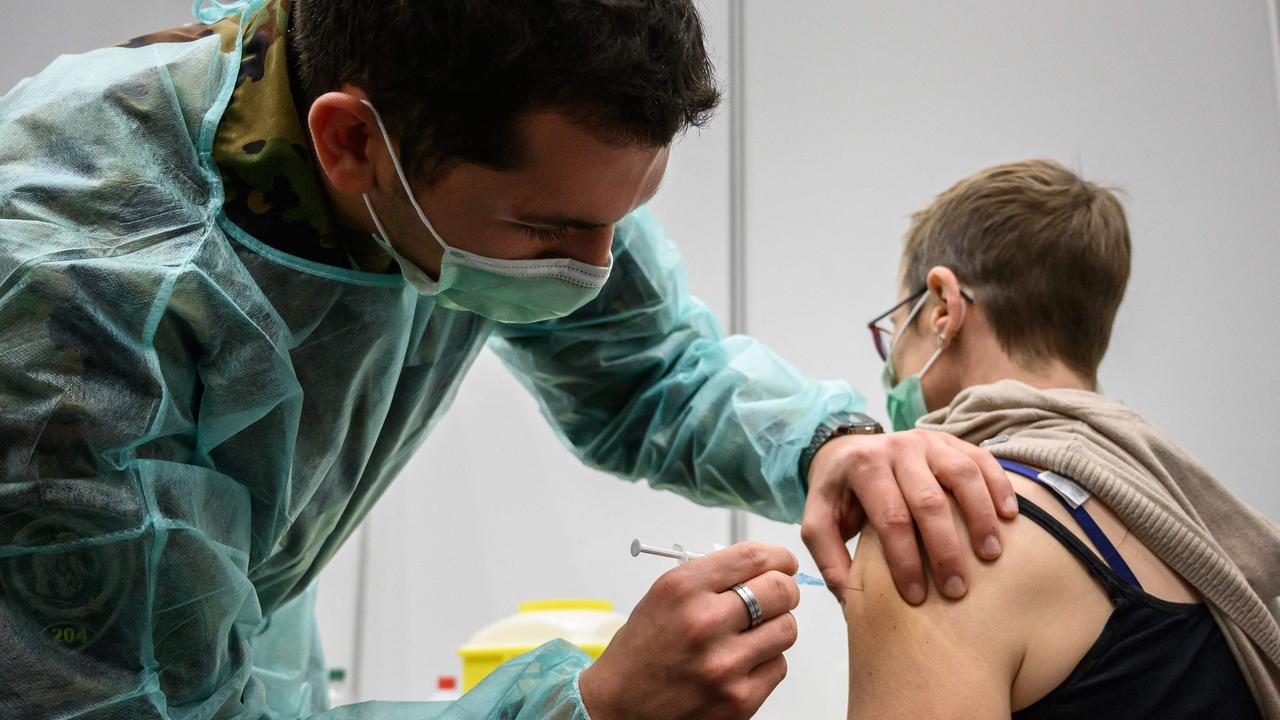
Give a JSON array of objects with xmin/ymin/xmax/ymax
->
[
  {"xmin": 888, "ymin": 292, "xmax": 931, "ymax": 363},
  {"xmin": 362, "ymin": 195, "xmax": 393, "ymax": 244},
  {"xmin": 919, "ymin": 290, "xmax": 968, "ymax": 379},
  {"xmin": 359, "ymin": 99, "xmax": 451, "ymax": 253}
]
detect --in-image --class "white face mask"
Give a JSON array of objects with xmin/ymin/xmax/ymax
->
[{"xmin": 356, "ymin": 99, "xmax": 613, "ymax": 324}]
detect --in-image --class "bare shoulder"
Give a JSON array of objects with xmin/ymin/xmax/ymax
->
[
  {"xmin": 844, "ymin": 489, "xmax": 1023, "ymax": 720},
  {"xmin": 845, "ymin": 489, "xmax": 1036, "ymax": 654},
  {"xmin": 844, "ymin": 471, "xmax": 1117, "ymax": 718}
]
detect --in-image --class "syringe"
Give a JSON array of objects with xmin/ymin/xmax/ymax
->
[{"xmin": 630, "ymin": 539, "xmax": 827, "ymax": 587}]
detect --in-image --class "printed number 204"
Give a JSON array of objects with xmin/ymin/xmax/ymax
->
[{"xmin": 52, "ymin": 626, "xmax": 89, "ymax": 645}]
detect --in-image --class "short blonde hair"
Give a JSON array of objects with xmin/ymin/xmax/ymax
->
[{"xmin": 902, "ymin": 159, "xmax": 1131, "ymax": 380}]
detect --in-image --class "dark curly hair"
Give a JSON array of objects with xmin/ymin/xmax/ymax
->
[{"xmin": 290, "ymin": 0, "xmax": 721, "ymax": 181}]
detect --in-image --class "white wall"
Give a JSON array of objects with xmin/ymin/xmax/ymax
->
[
  {"xmin": 4, "ymin": 2, "xmax": 1279, "ymax": 719},
  {"xmin": 0, "ymin": 0, "xmax": 191, "ymax": 88}
]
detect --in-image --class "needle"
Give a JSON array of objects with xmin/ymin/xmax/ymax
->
[{"xmin": 630, "ymin": 538, "xmax": 827, "ymax": 587}]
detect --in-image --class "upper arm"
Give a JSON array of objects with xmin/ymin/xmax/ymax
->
[{"xmin": 844, "ymin": 526, "xmax": 1019, "ymax": 720}]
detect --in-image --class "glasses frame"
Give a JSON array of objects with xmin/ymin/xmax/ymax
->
[
  {"xmin": 867, "ymin": 286, "xmax": 975, "ymax": 362},
  {"xmin": 867, "ymin": 288, "xmax": 926, "ymax": 363}
]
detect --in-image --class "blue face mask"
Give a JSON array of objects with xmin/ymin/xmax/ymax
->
[
  {"xmin": 880, "ymin": 292, "xmax": 949, "ymax": 432},
  {"xmin": 358, "ymin": 100, "xmax": 613, "ymax": 324}
]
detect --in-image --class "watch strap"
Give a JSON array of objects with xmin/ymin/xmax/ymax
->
[{"xmin": 798, "ymin": 412, "xmax": 884, "ymax": 488}]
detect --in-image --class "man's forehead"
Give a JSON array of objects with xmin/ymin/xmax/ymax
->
[{"xmin": 516, "ymin": 112, "xmax": 668, "ymax": 173}]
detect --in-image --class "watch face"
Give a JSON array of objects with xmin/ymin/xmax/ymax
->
[{"xmin": 835, "ymin": 418, "xmax": 883, "ymax": 436}]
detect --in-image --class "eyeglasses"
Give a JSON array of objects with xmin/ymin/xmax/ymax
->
[
  {"xmin": 867, "ymin": 287, "xmax": 975, "ymax": 362},
  {"xmin": 868, "ymin": 288, "xmax": 926, "ymax": 363}
]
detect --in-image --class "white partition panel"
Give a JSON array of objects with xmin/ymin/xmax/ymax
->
[
  {"xmin": 0, "ymin": 0, "xmax": 192, "ymax": 93},
  {"xmin": 739, "ymin": 2, "xmax": 1280, "ymax": 718}
]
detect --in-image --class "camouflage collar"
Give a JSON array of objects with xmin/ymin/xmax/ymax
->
[{"xmin": 211, "ymin": 0, "xmax": 392, "ymax": 272}]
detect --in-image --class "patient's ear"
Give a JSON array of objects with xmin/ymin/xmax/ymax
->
[{"xmin": 925, "ymin": 266, "xmax": 967, "ymax": 347}]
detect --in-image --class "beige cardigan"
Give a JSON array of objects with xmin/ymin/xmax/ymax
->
[{"xmin": 918, "ymin": 380, "xmax": 1280, "ymax": 718}]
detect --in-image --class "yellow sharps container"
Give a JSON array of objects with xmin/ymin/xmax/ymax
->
[{"xmin": 457, "ymin": 598, "xmax": 625, "ymax": 691}]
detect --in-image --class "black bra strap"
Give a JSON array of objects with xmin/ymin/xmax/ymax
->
[{"xmin": 1016, "ymin": 494, "xmax": 1131, "ymax": 600}]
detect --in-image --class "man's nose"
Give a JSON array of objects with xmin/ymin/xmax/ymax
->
[{"xmin": 572, "ymin": 226, "xmax": 615, "ymax": 267}]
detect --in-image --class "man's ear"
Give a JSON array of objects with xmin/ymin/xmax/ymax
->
[
  {"xmin": 926, "ymin": 266, "xmax": 967, "ymax": 347},
  {"xmin": 307, "ymin": 88, "xmax": 381, "ymax": 195}
]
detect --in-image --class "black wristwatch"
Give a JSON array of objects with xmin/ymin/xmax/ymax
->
[{"xmin": 798, "ymin": 412, "xmax": 885, "ymax": 487}]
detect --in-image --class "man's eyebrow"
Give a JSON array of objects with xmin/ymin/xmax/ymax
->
[{"xmin": 513, "ymin": 176, "xmax": 665, "ymax": 230}]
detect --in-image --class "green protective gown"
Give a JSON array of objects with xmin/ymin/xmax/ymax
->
[{"xmin": 0, "ymin": 1, "xmax": 863, "ymax": 717}]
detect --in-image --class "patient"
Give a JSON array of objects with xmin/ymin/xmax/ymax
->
[{"xmin": 846, "ymin": 160, "xmax": 1280, "ymax": 719}]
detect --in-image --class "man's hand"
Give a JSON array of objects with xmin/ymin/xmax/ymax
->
[
  {"xmin": 579, "ymin": 542, "xmax": 801, "ymax": 720},
  {"xmin": 801, "ymin": 429, "xmax": 1016, "ymax": 605}
]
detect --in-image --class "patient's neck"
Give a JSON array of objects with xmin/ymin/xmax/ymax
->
[
  {"xmin": 960, "ymin": 349, "xmax": 1095, "ymax": 394},
  {"xmin": 927, "ymin": 314, "xmax": 1097, "ymax": 410}
]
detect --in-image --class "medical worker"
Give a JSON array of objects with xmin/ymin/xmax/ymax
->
[{"xmin": 0, "ymin": 1, "xmax": 1016, "ymax": 717}]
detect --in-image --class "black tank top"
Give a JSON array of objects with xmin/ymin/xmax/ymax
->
[{"xmin": 1004, "ymin": 461, "xmax": 1261, "ymax": 718}]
